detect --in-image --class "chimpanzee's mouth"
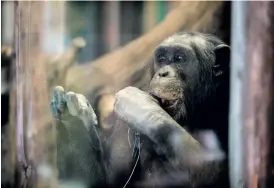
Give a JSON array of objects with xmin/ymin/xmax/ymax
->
[
  {"xmin": 160, "ymin": 99, "xmax": 179, "ymax": 108},
  {"xmin": 150, "ymin": 94, "xmax": 178, "ymax": 108}
]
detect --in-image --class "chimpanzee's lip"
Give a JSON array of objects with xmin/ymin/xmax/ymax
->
[
  {"xmin": 161, "ymin": 99, "xmax": 179, "ymax": 109},
  {"xmin": 150, "ymin": 93, "xmax": 178, "ymax": 108}
]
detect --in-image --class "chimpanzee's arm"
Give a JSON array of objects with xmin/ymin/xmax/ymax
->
[{"xmin": 114, "ymin": 86, "xmax": 224, "ymax": 186}]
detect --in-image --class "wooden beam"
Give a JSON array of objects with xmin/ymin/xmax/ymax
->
[
  {"xmin": 243, "ymin": 1, "xmax": 274, "ymax": 187},
  {"xmin": 13, "ymin": 1, "xmax": 58, "ymax": 187}
]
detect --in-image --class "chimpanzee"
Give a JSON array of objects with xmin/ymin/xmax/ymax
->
[{"xmin": 51, "ymin": 32, "xmax": 230, "ymax": 188}]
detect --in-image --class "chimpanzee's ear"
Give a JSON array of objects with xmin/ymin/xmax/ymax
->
[{"xmin": 212, "ymin": 44, "xmax": 230, "ymax": 77}]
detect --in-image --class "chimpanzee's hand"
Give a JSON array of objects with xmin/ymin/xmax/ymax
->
[
  {"xmin": 50, "ymin": 86, "xmax": 106, "ymax": 187},
  {"xmin": 114, "ymin": 86, "xmax": 178, "ymax": 140},
  {"xmin": 50, "ymin": 86, "xmax": 98, "ymax": 131}
]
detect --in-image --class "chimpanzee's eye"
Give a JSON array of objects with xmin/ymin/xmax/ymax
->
[
  {"xmin": 158, "ymin": 55, "xmax": 166, "ymax": 62},
  {"xmin": 174, "ymin": 55, "xmax": 183, "ymax": 62}
]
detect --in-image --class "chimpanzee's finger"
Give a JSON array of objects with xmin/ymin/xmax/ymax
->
[
  {"xmin": 65, "ymin": 91, "xmax": 80, "ymax": 117},
  {"xmin": 53, "ymin": 86, "xmax": 66, "ymax": 113}
]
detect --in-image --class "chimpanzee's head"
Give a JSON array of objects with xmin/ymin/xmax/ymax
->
[{"xmin": 149, "ymin": 32, "xmax": 230, "ymax": 122}]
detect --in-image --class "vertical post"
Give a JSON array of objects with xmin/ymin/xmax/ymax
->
[
  {"xmin": 142, "ymin": 1, "xmax": 157, "ymax": 33},
  {"xmin": 229, "ymin": 1, "xmax": 247, "ymax": 188},
  {"xmin": 14, "ymin": 1, "xmax": 58, "ymax": 187},
  {"xmin": 243, "ymin": 1, "xmax": 274, "ymax": 188},
  {"xmin": 103, "ymin": 1, "xmax": 121, "ymax": 51},
  {"xmin": 43, "ymin": 1, "xmax": 66, "ymax": 55}
]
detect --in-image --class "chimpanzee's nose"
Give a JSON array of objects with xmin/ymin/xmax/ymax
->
[
  {"xmin": 158, "ymin": 71, "xmax": 169, "ymax": 77},
  {"xmin": 157, "ymin": 65, "xmax": 175, "ymax": 78}
]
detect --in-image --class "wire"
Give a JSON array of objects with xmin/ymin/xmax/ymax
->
[
  {"xmin": 123, "ymin": 133, "xmax": 141, "ymax": 188},
  {"xmin": 128, "ymin": 128, "xmax": 131, "ymax": 148}
]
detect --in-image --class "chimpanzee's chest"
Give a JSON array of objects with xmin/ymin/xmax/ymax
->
[{"xmin": 132, "ymin": 135, "xmax": 174, "ymax": 187}]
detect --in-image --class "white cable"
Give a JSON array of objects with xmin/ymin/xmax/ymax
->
[{"xmin": 122, "ymin": 133, "xmax": 140, "ymax": 188}]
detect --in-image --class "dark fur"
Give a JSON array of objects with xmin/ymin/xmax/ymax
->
[{"xmin": 151, "ymin": 32, "xmax": 230, "ymax": 188}]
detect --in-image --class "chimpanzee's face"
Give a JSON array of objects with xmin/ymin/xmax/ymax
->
[{"xmin": 149, "ymin": 33, "xmax": 230, "ymax": 121}]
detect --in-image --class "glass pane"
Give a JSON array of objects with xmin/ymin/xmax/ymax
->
[{"xmin": 2, "ymin": 1, "xmax": 256, "ymax": 188}]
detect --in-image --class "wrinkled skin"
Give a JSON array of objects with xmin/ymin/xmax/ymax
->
[{"xmin": 51, "ymin": 32, "xmax": 230, "ymax": 188}]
